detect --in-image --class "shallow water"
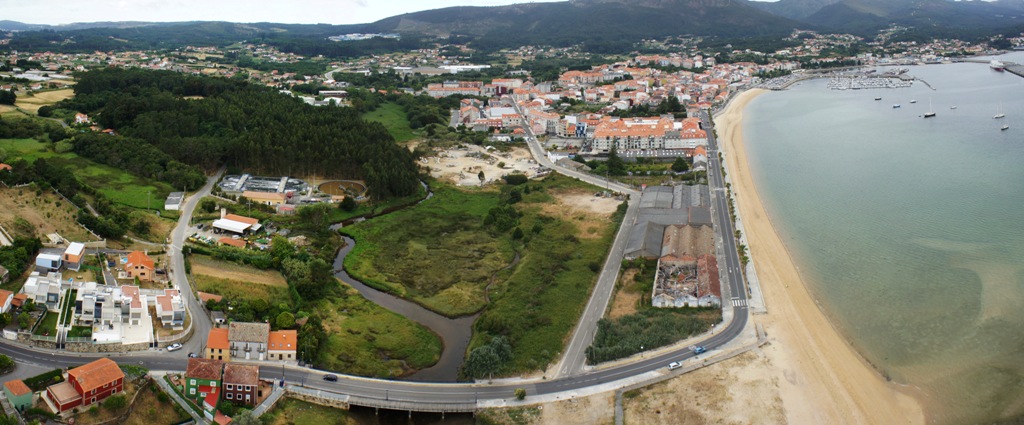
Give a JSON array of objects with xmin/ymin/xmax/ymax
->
[{"xmin": 742, "ymin": 54, "xmax": 1024, "ymax": 424}]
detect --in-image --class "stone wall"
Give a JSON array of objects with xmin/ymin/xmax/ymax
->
[
  {"xmin": 64, "ymin": 341, "xmax": 150, "ymax": 353},
  {"xmin": 285, "ymin": 388, "xmax": 350, "ymax": 410}
]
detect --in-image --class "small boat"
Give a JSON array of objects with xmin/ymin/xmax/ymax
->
[
  {"xmin": 924, "ymin": 98, "xmax": 936, "ymax": 118},
  {"xmin": 994, "ymin": 103, "xmax": 1005, "ymax": 119},
  {"xmin": 1001, "ymin": 125, "xmax": 1009, "ymax": 131},
  {"xmin": 950, "ymin": 106, "xmax": 958, "ymax": 110},
  {"xmin": 893, "ymin": 104, "xmax": 901, "ymax": 109},
  {"xmin": 874, "ymin": 97, "xmax": 882, "ymax": 101},
  {"xmin": 909, "ymin": 100, "xmax": 917, "ymax": 104}
]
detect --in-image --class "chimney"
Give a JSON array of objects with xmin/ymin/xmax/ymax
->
[{"xmin": 221, "ymin": 208, "xmax": 226, "ymax": 219}]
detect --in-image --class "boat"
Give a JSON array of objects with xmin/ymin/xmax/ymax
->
[
  {"xmin": 910, "ymin": 100, "xmax": 917, "ymax": 104},
  {"xmin": 1001, "ymin": 125, "xmax": 1010, "ymax": 131},
  {"xmin": 994, "ymin": 103, "xmax": 1005, "ymax": 119},
  {"xmin": 924, "ymin": 98, "xmax": 936, "ymax": 118},
  {"xmin": 991, "ymin": 60, "xmax": 1006, "ymax": 71},
  {"xmin": 893, "ymin": 104, "xmax": 901, "ymax": 109},
  {"xmin": 874, "ymin": 96, "xmax": 882, "ymax": 101},
  {"xmin": 950, "ymin": 106, "xmax": 958, "ymax": 110}
]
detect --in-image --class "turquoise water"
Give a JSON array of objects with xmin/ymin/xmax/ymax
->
[{"xmin": 742, "ymin": 55, "xmax": 1024, "ymax": 424}]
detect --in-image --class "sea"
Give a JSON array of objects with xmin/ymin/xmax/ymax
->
[{"xmin": 741, "ymin": 53, "xmax": 1024, "ymax": 424}]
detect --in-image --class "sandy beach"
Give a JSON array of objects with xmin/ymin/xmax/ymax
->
[{"xmin": 717, "ymin": 89, "xmax": 925, "ymax": 424}]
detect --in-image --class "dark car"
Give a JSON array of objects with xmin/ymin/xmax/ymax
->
[
  {"xmin": 693, "ymin": 346, "xmax": 707, "ymax": 355},
  {"xmin": 323, "ymin": 374, "xmax": 338, "ymax": 382}
]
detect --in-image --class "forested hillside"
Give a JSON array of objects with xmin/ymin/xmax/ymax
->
[{"xmin": 61, "ymin": 69, "xmax": 420, "ymax": 199}]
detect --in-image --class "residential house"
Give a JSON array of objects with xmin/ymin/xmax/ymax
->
[
  {"xmin": 74, "ymin": 113, "xmax": 91, "ymax": 124},
  {"xmin": 22, "ymin": 272, "xmax": 63, "ymax": 311},
  {"xmin": 205, "ymin": 328, "xmax": 230, "ymax": 361},
  {"xmin": 119, "ymin": 285, "xmax": 147, "ymax": 326},
  {"xmin": 62, "ymin": 243, "xmax": 85, "ymax": 272},
  {"xmin": 222, "ymin": 364, "xmax": 259, "ymax": 406},
  {"xmin": 0, "ymin": 289, "xmax": 12, "ymax": 314},
  {"xmin": 267, "ymin": 330, "xmax": 297, "ymax": 362},
  {"xmin": 184, "ymin": 358, "xmax": 223, "ymax": 404},
  {"xmin": 35, "ymin": 253, "xmax": 62, "ymax": 272},
  {"xmin": 45, "ymin": 358, "xmax": 124, "ymax": 414},
  {"xmin": 155, "ymin": 289, "xmax": 186, "ymax": 328},
  {"xmin": 125, "ymin": 251, "xmax": 154, "ymax": 282},
  {"xmin": 227, "ymin": 322, "xmax": 269, "ymax": 361},
  {"xmin": 3, "ymin": 379, "xmax": 32, "ymax": 412}
]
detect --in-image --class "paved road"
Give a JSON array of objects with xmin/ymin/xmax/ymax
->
[{"xmin": 0, "ymin": 116, "xmax": 752, "ymax": 412}]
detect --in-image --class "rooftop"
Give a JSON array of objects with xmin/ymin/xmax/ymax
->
[
  {"xmin": 47, "ymin": 381, "xmax": 80, "ymax": 405},
  {"xmin": 126, "ymin": 251, "xmax": 154, "ymax": 270},
  {"xmin": 228, "ymin": 322, "xmax": 270, "ymax": 344},
  {"xmin": 223, "ymin": 363, "xmax": 259, "ymax": 386},
  {"xmin": 4, "ymin": 379, "xmax": 31, "ymax": 396},
  {"xmin": 68, "ymin": 358, "xmax": 124, "ymax": 393},
  {"xmin": 268, "ymin": 330, "xmax": 296, "ymax": 351},
  {"xmin": 186, "ymin": 358, "xmax": 224, "ymax": 381},
  {"xmin": 207, "ymin": 328, "xmax": 230, "ymax": 350}
]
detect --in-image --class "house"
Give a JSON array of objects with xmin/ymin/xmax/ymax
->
[
  {"xmin": 74, "ymin": 113, "xmax": 91, "ymax": 124},
  {"xmin": 228, "ymin": 322, "xmax": 269, "ymax": 360},
  {"xmin": 63, "ymin": 242, "xmax": 85, "ymax": 272},
  {"xmin": 164, "ymin": 192, "xmax": 184, "ymax": 211},
  {"xmin": 45, "ymin": 358, "xmax": 124, "ymax": 414},
  {"xmin": 185, "ymin": 358, "xmax": 223, "ymax": 403},
  {"xmin": 3, "ymin": 379, "xmax": 32, "ymax": 412},
  {"xmin": 22, "ymin": 272, "xmax": 63, "ymax": 311},
  {"xmin": 212, "ymin": 212, "xmax": 261, "ymax": 235},
  {"xmin": 119, "ymin": 285, "xmax": 147, "ymax": 326},
  {"xmin": 205, "ymin": 328, "xmax": 230, "ymax": 361},
  {"xmin": 125, "ymin": 251, "xmax": 154, "ymax": 282},
  {"xmin": 35, "ymin": 253, "xmax": 62, "ymax": 272},
  {"xmin": 155, "ymin": 289, "xmax": 186, "ymax": 328},
  {"xmin": 0, "ymin": 289, "xmax": 12, "ymax": 314},
  {"xmin": 222, "ymin": 364, "xmax": 259, "ymax": 406},
  {"xmin": 267, "ymin": 330, "xmax": 297, "ymax": 362}
]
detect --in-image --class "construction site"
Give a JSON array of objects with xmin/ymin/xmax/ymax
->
[{"xmin": 420, "ymin": 144, "xmax": 544, "ymax": 186}]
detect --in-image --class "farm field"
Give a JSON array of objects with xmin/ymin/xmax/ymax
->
[
  {"xmin": 0, "ymin": 186, "xmax": 98, "ymax": 242},
  {"xmin": 361, "ymin": 102, "xmax": 416, "ymax": 143},
  {"xmin": 14, "ymin": 89, "xmax": 75, "ymax": 113},
  {"xmin": 0, "ymin": 138, "xmax": 175, "ymax": 209},
  {"xmin": 190, "ymin": 255, "xmax": 290, "ymax": 302}
]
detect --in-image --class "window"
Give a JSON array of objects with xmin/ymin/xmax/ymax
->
[
  {"xmin": 287, "ymin": 354, "xmax": 292, "ymax": 359},
  {"xmin": 190, "ymin": 379, "xmax": 196, "ymax": 385},
  {"xmin": 104, "ymin": 383, "xmax": 109, "ymax": 388},
  {"xmin": 190, "ymin": 388, "xmax": 195, "ymax": 395},
  {"xmin": 226, "ymin": 393, "xmax": 233, "ymax": 400},
  {"xmin": 226, "ymin": 384, "xmax": 233, "ymax": 390},
  {"xmin": 91, "ymin": 397, "xmax": 96, "ymax": 404},
  {"xmin": 111, "ymin": 389, "xmax": 116, "ymax": 395}
]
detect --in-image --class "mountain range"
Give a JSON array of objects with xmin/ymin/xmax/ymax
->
[{"xmin": 2, "ymin": 0, "xmax": 1023, "ymax": 55}]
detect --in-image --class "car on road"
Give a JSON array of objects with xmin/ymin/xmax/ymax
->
[
  {"xmin": 167, "ymin": 343, "xmax": 183, "ymax": 352},
  {"xmin": 692, "ymin": 345, "xmax": 707, "ymax": 354},
  {"xmin": 667, "ymin": 361, "xmax": 682, "ymax": 370},
  {"xmin": 323, "ymin": 374, "xmax": 338, "ymax": 382},
  {"xmin": 188, "ymin": 352, "xmax": 197, "ymax": 358}
]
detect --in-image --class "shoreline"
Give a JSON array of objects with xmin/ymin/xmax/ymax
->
[{"xmin": 715, "ymin": 88, "xmax": 925, "ymax": 424}]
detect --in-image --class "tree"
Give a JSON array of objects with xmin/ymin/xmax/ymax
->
[
  {"xmin": 671, "ymin": 157, "xmax": 690, "ymax": 173},
  {"xmin": 16, "ymin": 313, "xmax": 30, "ymax": 329},
  {"xmin": 515, "ymin": 388, "xmax": 527, "ymax": 400},
  {"xmin": 0, "ymin": 354, "xmax": 14, "ymax": 375},
  {"xmin": 276, "ymin": 311, "xmax": 295, "ymax": 329},
  {"xmin": 0, "ymin": 90, "xmax": 15, "ymax": 106},
  {"xmin": 232, "ymin": 409, "xmax": 260, "ymax": 425},
  {"xmin": 102, "ymin": 394, "xmax": 127, "ymax": 410},
  {"xmin": 216, "ymin": 400, "xmax": 236, "ymax": 417},
  {"xmin": 606, "ymin": 146, "xmax": 626, "ymax": 176},
  {"xmin": 478, "ymin": 171, "xmax": 486, "ymax": 183},
  {"xmin": 200, "ymin": 199, "xmax": 217, "ymax": 213},
  {"xmin": 340, "ymin": 196, "xmax": 357, "ymax": 212}
]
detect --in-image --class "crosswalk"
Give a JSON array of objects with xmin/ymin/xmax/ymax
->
[{"xmin": 731, "ymin": 298, "xmax": 747, "ymax": 307}]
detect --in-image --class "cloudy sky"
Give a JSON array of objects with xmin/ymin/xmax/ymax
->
[{"xmin": 1, "ymin": 0, "xmax": 575, "ymax": 25}]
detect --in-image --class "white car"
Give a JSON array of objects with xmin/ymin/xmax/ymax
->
[
  {"xmin": 167, "ymin": 343, "xmax": 183, "ymax": 352},
  {"xmin": 667, "ymin": 361, "xmax": 682, "ymax": 370}
]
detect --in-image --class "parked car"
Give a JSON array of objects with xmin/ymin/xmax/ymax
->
[
  {"xmin": 167, "ymin": 343, "xmax": 183, "ymax": 352},
  {"xmin": 667, "ymin": 361, "xmax": 682, "ymax": 370},
  {"xmin": 323, "ymin": 374, "xmax": 338, "ymax": 382},
  {"xmin": 188, "ymin": 352, "xmax": 198, "ymax": 358}
]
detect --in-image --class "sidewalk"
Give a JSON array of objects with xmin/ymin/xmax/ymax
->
[{"xmin": 251, "ymin": 382, "xmax": 286, "ymax": 417}]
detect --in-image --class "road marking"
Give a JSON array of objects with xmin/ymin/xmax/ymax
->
[{"xmin": 731, "ymin": 298, "xmax": 747, "ymax": 307}]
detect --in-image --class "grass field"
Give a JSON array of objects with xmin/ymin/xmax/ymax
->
[
  {"xmin": 316, "ymin": 281, "xmax": 442, "ymax": 378},
  {"xmin": 33, "ymin": 311, "xmax": 58, "ymax": 336},
  {"xmin": 261, "ymin": 397, "xmax": 354, "ymax": 425},
  {"xmin": 191, "ymin": 255, "xmax": 287, "ymax": 287},
  {"xmin": 0, "ymin": 186, "xmax": 98, "ymax": 242},
  {"xmin": 344, "ymin": 174, "xmax": 622, "ymax": 375},
  {"xmin": 0, "ymin": 138, "xmax": 175, "ymax": 209},
  {"xmin": 361, "ymin": 102, "xmax": 417, "ymax": 143},
  {"xmin": 15, "ymin": 89, "xmax": 75, "ymax": 113},
  {"xmin": 193, "ymin": 272, "xmax": 291, "ymax": 303},
  {"xmin": 342, "ymin": 186, "xmax": 516, "ymax": 317}
]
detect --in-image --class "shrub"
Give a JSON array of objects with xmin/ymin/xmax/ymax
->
[
  {"xmin": 103, "ymin": 394, "xmax": 127, "ymax": 410},
  {"xmin": 502, "ymin": 174, "xmax": 528, "ymax": 185},
  {"xmin": 515, "ymin": 388, "xmax": 526, "ymax": 400}
]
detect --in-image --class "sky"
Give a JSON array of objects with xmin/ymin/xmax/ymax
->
[{"xmin": 0, "ymin": 0, "xmax": 574, "ymax": 26}]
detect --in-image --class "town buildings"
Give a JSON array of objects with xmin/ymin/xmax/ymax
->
[
  {"xmin": 205, "ymin": 327, "xmax": 230, "ymax": 361},
  {"xmin": 222, "ymin": 364, "xmax": 260, "ymax": 406},
  {"xmin": 3, "ymin": 379, "xmax": 32, "ymax": 412},
  {"xmin": 62, "ymin": 243, "xmax": 85, "ymax": 272},
  {"xmin": 267, "ymin": 330, "xmax": 297, "ymax": 362},
  {"xmin": 155, "ymin": 289, "xmax": 186, "ymax": 328},
  {"xmin": 227, "ymin": 322, "xmax": 270, "ymax": 361},
  {"xmin": 22, "ymin": 271, "xmax": 62, "ymax": 311},
  {"xmin": 185, "ymin": 358, "xmax": 223, "ymax": 405},
  {"xmin": 125, "ymin": 251, "xmax": 154, "ymax": 282}
]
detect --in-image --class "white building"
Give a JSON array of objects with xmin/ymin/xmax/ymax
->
[{"xmin": 22, "ymin": 272, "xmax": 63, "ymax": 311}]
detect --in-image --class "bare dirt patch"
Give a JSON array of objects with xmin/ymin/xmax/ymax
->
[
  {"xmin": 623, "ymin": 350, "xmax": 785, "ymax": 425},
  {"xmin": 609, "ymin": 270, "xmax": 641, "ymax": 319},
  {"xmin": 15, "ymin": 89, "xmax": 75, "ymax": 113},
  {"xmin": 0, "ymin": 187, "xmax": 98, "ymax": 242},
  {"xmin": 480, "ymin": 392, "xmax": 615, "ymax": 425},
  {"xmin": 191, "ymin": 255, "xmax": 287, "ymax": 286},
  {"xmin": 424, "ymin": 145, "xmax": 540, "ymax": 186},
  {"xmin": 540, "ymin": 190, "xmax": 621, "ymax": 240}
]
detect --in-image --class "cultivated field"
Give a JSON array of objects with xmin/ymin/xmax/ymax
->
[
  {"xmin": 191, "ymin": 255, "xmax": 287, "ymax": 286},
  {"xmin": 191, "ymin": 255, "xmax": 289, "ymax": 301},
  {"xmin": 14, "ymin": 89, "xmax": 75, "ymax": 113}
]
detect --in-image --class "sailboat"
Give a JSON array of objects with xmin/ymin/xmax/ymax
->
[
  {"xmin": 994, "ymin": 103, "xmax": 1005, "ymax": 119},
  {"xmin": 923, "ymin": 98, "xmax": 936, "ymax": 118}
]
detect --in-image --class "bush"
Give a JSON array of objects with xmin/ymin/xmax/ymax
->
[
  {"xmin": 502, "ymin": 174, "xmax": 529, "ymax": 185},
  {"xmin": 0, "ymin": 355, "xmax": 14, "ymax": 375},
  {"xmin": 515, "ymin": 388, "xmax": 526, "ymax": 400},
  {"xmin": 103, "ymin": 394, "xmax": 127, "ymax": 410}
]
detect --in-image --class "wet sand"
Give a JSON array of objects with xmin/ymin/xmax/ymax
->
[{"xmin": 716, "ymin": 89, "xmax": 925, "ymax": 424}]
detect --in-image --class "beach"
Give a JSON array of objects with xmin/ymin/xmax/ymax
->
[{"xmin": 716, "ymin": 88, "xmax": 925, "ymax": 424}]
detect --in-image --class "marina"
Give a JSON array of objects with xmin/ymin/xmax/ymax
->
[{"xmin": 826, "ymin": 75, "xmax": 914, "ymax": 90}]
